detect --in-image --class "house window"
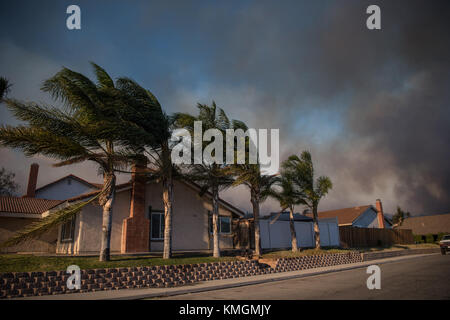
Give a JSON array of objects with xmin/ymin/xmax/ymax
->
[
  {"xmin": 151, "ymin": 210, "xmax": 165, "ymax": 240},
  {"xmin": 208, "ymin": 211, "xmax": 231, "ymax": 234},
  {"xmin": 220, "ymin": 216, "xmax": 231, "ymax": 234},
  {"xmin": 60, "ymin": 217, "xmax": 75, "ymax": 242}
]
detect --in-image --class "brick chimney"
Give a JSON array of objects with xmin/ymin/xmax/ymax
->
[
  {"xmin": 25, "ymin": 163, "xmax": 39, "ymax": 198},
  {"xmin": 121, "ymin": 157, "xmax": 150, "ymax": 253},
  {"xmin": 375, "ymin": 199, "xmax": 385, "ymax": 229}
]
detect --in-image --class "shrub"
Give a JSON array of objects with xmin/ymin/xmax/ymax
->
[
  {"xmin": 425, "ymin": 234, "xmax": 435, "ymax": 243},
  {"xmin": 413, "ymin": 234, "xmax": 424, "ymax": 243}
]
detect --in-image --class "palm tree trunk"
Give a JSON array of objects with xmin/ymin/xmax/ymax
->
[
  {"xmin": 212, "ymin": 184, "xmax": 220, "ymax": 258},
  {"xmin": 99, "ymin": 174, "xmax": 116, "ymax": 261},
  {"xmin": 251, "ymin": 190, "xmax": 262, "ymax": 257},
  {"xmin": 162, "ymin": 177, "xmax": 173, "ymax": 259},
  {"xmin": 161, "ymin": 141, "xmax": 174, "ymax": 259},
  {"xmin": 289, "ymin": 206, "xmax": 298, "ymax": 252},
  {"xmin": 312, "ymin": 205, "xmax": 321, "ymax": 249}
]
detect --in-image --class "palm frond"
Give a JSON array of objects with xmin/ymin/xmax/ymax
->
[
  {"xmin": 41, "ymin": 67, "xmax": 102, "ymax": 115},
  {"xmin": 0, "ymin": 125, "xmax": 90, "ymax": 159},
  {"xmin": 90, "ymin": 62, "xmax": 115, "ymax": 89}
]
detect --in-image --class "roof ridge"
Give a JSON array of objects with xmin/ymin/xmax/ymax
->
[
  {"xmin": 318, "ymin": 204, "xmax": 371, "ymax": 214},
  {"xmin": 405, "ymin": 212, "xmax": 450, "ymax": 219},
  {"xmin": 35, "ymin": 174, "xmax": 102, "ymax": 193}
]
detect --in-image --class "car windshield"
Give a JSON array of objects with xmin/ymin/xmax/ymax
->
[{"xmin": 443, "ymin": 235, "xmax": 450, "ymax": 240}]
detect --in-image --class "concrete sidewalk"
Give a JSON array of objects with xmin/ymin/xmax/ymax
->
[{"xmin": 14, "ymin": 252, "xmax": 439, "ymax": 300}]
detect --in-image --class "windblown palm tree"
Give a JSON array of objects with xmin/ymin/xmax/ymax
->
[
  {"xmin": 231, "ymin": 164, "xmax": 278, "ymax": 257},
  {"xmin": 0, "ymin": 63, "xmax": 161, "ymax": 261},
  {"xmin": 282, "ymin": 151, "xmax": 332, "ymax": 249},
  {"xmin": 114, "ymin": 77, "xmax": 177, "ymax": 259},
  {"xmin": 268, "ymin": 174, "xmax": 304, "ymax": 252},
  {"xmin": 174, "ymin": 102, "xmax": 240, "ymax": 258}
]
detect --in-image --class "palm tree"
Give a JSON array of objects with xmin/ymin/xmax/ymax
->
[
  {"xmin": 269, "ymin": 174, "xmax": 304, "ymax": 252},
  {"xmin": 0, "ymin": 64, "xmax": 158, "ymax": 261},
  {"xmin": 112, "ymin": 77, "xmax": 175, "ymax": 259},
  {"xmin": 174, "ymin": 102, "xmax": 239, "ymax": 258},
  {"xmin": 0, "ymin": 77, "xmax": 12, "ymax": 101},
  {"xmin": 392, "ymin": 206, "xmax": 410, "ymax": 226},
  {"xmin": 282, "ymin": 151, "xmax": 332, "ymax": 249},
  {"xmin": 231, "ymin": 164, "xmax": 278, "ymax": 257}
]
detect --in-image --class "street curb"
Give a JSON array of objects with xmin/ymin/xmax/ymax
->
[{"xmin": 118, "ymin": 253, "xmax": 440, "ymax": 300}]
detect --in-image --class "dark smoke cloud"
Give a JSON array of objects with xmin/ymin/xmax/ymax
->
[
  {"xmin": 165, "ymin": 0, "xmax": 450, "ymax": 215},
  {"xmin": 1, "ymin": 0, "xmax": 449, "ymax": 215}
]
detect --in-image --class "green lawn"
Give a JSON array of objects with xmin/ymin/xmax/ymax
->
[{"xmin": 0, "ymin": 253, "xmax": 237, "ymax": 273}]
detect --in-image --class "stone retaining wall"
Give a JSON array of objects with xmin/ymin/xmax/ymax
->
[
  {"xmin": 0, "ymin": 250, "xmax": 392, "ymax": 299},
  {"xmin": 274, "ymin": 251, "xmax": 362, "ymax": 272}
]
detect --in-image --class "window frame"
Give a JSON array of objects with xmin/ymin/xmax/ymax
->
[
  {"xmin": 219, "ymin": 216, "xmax": 231, "ymax": 234},
  {"xmin": 150, "ymin": 210, "xmax": 165, "ymax": 240},
  {"xmin": 208, "ymin": 211, "xmax": 232, "ymax": 235},
  {"xmin": 60, "ymin": 217, "xmax": 76, "ymax": 243}
]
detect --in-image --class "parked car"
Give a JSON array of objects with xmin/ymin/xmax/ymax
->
[{"xmin": 439, "ymin": 235, "xmax": 450, "ymax": 255}]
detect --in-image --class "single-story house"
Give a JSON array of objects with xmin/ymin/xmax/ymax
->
[
  {"xmin": 305, "ymin": 199, "xmax": 392, "ymax": 229},
  {"xmin": 395, "ymin": 213, "xmax": 450, "ymax": 241},
  {"xmin": 0, "ymin": 163, "xmax": 245, "ymax": 255}
]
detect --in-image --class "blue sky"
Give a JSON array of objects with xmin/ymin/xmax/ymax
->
[{"xmin": 1, "ymin": 0, "xmax": 449, "ymax": 215}]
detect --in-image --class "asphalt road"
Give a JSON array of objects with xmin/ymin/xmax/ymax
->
[{"xmin": 158, "ymin": 254, "xmax": 450, "ymax": 300}]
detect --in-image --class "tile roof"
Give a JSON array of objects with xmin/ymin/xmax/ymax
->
[
  {"xmin": 0, "ymin": 196, "xmax": 63, "ymax": 214},
  {"xmin": 396, "ymin": 213, "xmax": 450, "ymax": 235},
  {"xmin": 305, "ymin": 205, "xmax": 372, "ymax": 225}
]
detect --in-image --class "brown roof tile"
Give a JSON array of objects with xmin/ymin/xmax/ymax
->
[
  {"xmin": 306, "ymin": 205, "xmax": 372, "ymax": 225},
  {"xmin": 396, "ymin": 213, "xmax": 450, "ymax": 235},
  {"xmin": 0, "ymin": 196, "xmax": 63, "ymax": 214}
]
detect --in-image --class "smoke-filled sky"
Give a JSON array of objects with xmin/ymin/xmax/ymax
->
[{"xmin": 1, "ymin": 0, "xmax": 449, "ymax": 216}]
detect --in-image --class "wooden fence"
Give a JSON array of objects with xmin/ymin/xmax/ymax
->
[{"xmin": 339, "ymin": 226, "xmax": 414, "ymax": 248}]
